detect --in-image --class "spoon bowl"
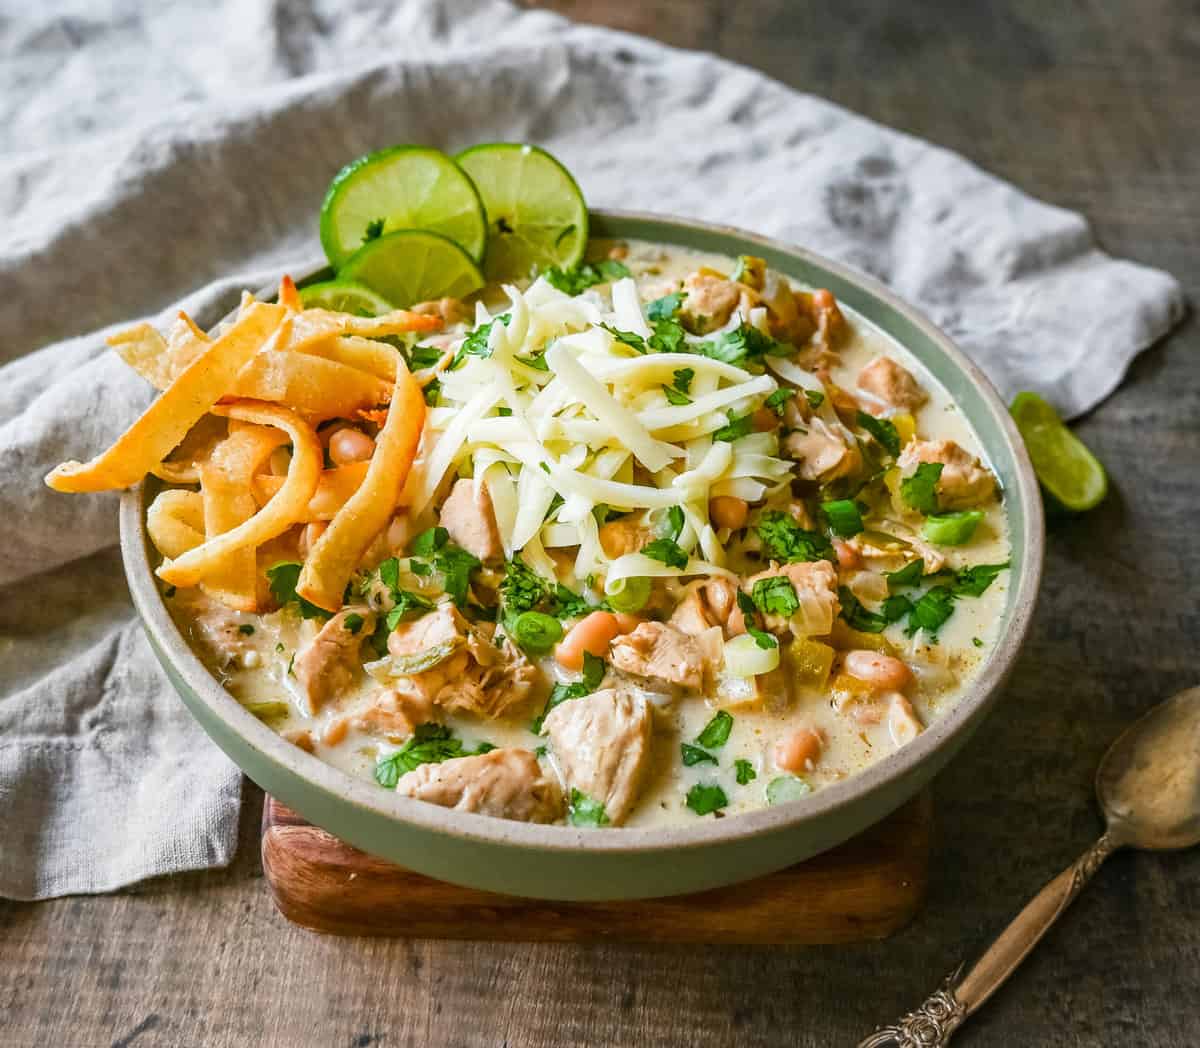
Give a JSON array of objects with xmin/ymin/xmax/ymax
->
[{"xmin": 1096, "ymin": 685, "xmax": 1200, "ymax": 851}]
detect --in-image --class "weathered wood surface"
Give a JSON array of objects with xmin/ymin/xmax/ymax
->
[
  {"xmin": 260, "ymin": 794, "xmax": 931, "ymax": 944},
  {"xmin": 2, "ymin": 1, "xmax": 1198, "ymax": 1045}
]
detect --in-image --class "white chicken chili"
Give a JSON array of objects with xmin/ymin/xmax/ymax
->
[{"xmin": 165, "ymin": 240, "xmax": 1011, "ymax": 828}]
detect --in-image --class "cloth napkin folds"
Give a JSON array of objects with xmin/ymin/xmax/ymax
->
[{"xmin": 0, "ymin": 0, "xmax": 1183, "ymax": 900}]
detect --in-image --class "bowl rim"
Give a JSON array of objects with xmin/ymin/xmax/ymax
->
[{"xmin": 120, "ymin": 208, "xmax": 1044, "ymax": 856}]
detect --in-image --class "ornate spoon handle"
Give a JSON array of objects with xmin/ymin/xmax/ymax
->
[{"xmin": 858, "ymin": 833, "xmax": 1118, "ymax": 1047}]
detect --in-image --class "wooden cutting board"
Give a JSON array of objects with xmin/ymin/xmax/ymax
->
[{"xmin": 261, "ymin": 790, "xmax": 932, "ymax": 944}]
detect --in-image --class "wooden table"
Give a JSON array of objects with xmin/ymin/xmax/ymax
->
[{"xmin": 3, "ymin": 2, "xmax": 1198, "ymax": 1045}]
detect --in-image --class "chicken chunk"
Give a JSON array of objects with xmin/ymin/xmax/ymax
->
[
  {"xmin": 744, "ymin": 561, "xmax": 840, "ymax": 637},
  {"xmin": 386, "ymin": 604, "xmax": 538, "ymax": 718},
  {"xmin": 857, "ymin": 356, "xmax": 927, "ymax": 413},
  {"xmin": 332, "ymin": 687, "xmax": 436, "ymax": 741},
  {"xmin": 598, "ymin": 514, "xmax": 652, "ymax": 558},
  {"xmin": 543, "ymin": 687, "xmax": 653, "ymax": 826},
  {"xmin": 293, "ymin": 606, "xmax": 375, "ymax": 712},
  {"xmin": 669, "ymin": 578, "xmax": 747, "ymax": 639},
  {"xmin": 395, "ymin": 748, "xmax": 564, "ymax": 823},
  {"xmin": 609, "ymin": 621, "xmax": 722, "ymax": 690},
  {"xmin": 174, "ymin": 591, "xmax": 255, "ymax": 670},
  {"xmin": 783, "ymin": 417, "xmax": 862, "ymax": 482},
  {"xmin": 796, "ymin": 288, "xmax": 847, "ymax": 349},
  {"xmin": 439, "ymin": 477, "xmax": 503, "ymax": 563},
  {"xmin": 679, "ymin": 272, "xmax": 742, "ymax": 334},
  {"xmin": 409, "ymin": 297, "xmax": 468, "ymax": 326},
  {"xmin": 898, "ymin": 439, "xmax": 996, "ymax": 510}
]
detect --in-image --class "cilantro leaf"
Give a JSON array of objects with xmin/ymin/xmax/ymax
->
[
  {"xmin": 748, "ymin": 626, "xmax": 778, "ymax": 650},
  {"xmin": 434, "ymin": 545, "xmax": 481, "ymax": 607},
  {"xmin": 411, "ymin": 527, "xmax": 449, "ymax": 557},
  {"xmin": 735, "ymin": 759, "xmax": 757, "ymax": 785},
  {"xmin": 266, "ymin": 562, "xmax": 331, "ymax": 620},
  {"xmin": 765, "ymin": 387, "xmax": 794, "ymax": 416},
  {"xmin": 568, "ymin": 789, "xmax": 611, "ymax": 827},
  {"xmin": 646, "ymin": 291, "xmax": 684, "ymax": 321},
  {"xmin": 751, "ymin": 576, "xmax": 800, "ymax": 618},
  {"xmin": 672, "ymin": 367, "xmax": 695, "ymax": 393},
  {"xmin": 697, "ymin": 323, "xmax": 785, "ymax": 366},
  {"xmin": 754, "ymin": 511, "xmax": 835, "ymax": 563},
  {"xmin": 374, "ymin": 724, "xmax": 494, "ymax": 788},
  {"xmin": 408, "ymin": 343, "xmax": 445, "ymax": 370},
  {"xmin": 822, "ymin": 498, "xmax": 864, "ymax": 538},
  {"xmin": 451, "ymin": 314, "xmax": 510, "ymax": 369},
  {"xmin": 600, "ymin": 323, "xmax": 647, "ymax": 352},
  {"xmin": 662, "ymin": 383, "xmax": 692, "ymax": 406},
  {"xmin": 885, "ymin": 559, "xmax": 925, "ymax": 590},
  {"xmin": 714, "ymin": 411, "xmax": 755, "ymax": 442},
  {"xmin": 681, "ymin": 743, "xmax": 718, "ymax": 767},
  {"xmin": 905, "ymin": 586, "xmax": 956, "ymax": 636},
  {"xmin": 664, "ymin": 505, "xmax": 685, "ymax": 542},
  {"xmin": 647, "ymin": 317, "xmax": 685, "ymax": 353},
  {"xmin": 238, "ymin": 623, "xmax": 255, "ymax": 636},
  {"xmin": 856, "ymin": 411, "xmax": 901, "ymax": 458},
  {"xmin": 804, "ymin": 389, "xmax": 826, "ymax": 409},
  {"xmin": 838, "ymin": 586, "xmax": 889, "ymax": 633},
  {"xmin": 342, "ymin": 613, "xmax": 364, "ymax": 635},
  {"xmin": 696, "ymin": 710, "xmax": 734, "ymax": 749},
  {"xmin": 642, "ymin": 537, "xmax": 688, "ymax": 569},
  {"xmin": 499, "ymin": 556, "xmax": 550, "ymax": 615},
  {"xmin": 363, "ymin": 218, "xmax": 384, "ymax": 242},
  {"xmin": 532, "ymin": 651, "xmax": 606, "ymax": 732},
  {"xmin": 385, "ymin": 590, "xmax": 436, "ymax": 631},
  {"xmin": 544, "ymin": 259, "xmax": 631, "ymax": 295},
  {"xmin": 685, "ymin": 782, "xmax": 728, "ymax": 816},
  {"xmin": 901, "ymin": 462, "xmax": 944, "ymax": 515},
  {"xmin": 949, "ymin": 561, "xmax": 1010, "ymax": 598}
]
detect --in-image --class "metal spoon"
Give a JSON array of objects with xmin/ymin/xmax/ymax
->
[{"xmin": 859, "ymin": 685, "xmax": 1200, "ymax": 1047}]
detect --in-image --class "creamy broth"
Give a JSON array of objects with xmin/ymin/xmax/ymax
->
[{"xmin": 165, "ymin": 238, "xmax": 1011, "ymax": 829}]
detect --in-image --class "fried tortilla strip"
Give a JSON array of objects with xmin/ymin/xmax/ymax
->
[
  {"xmin": 296, "ymin": 362, "xmax": 425, "ymax": 611},
  {"xmin": 226, "ymin": 351, "xmax": 392, "ymax": 419},
  {"xmin": 253, "ymin": 461, "xmax": 369, "ymax": 521},
  {"xmin": 296, "ymin": 335, "xmax": 400, "ymax": 383},
  {"xmin": 157, "ymin": 401, "xmax": 321, "ymax": 588},
  {"xmin": 110, "ymin": 311, "xmax": 212, "ymax": 391},
  {"xmin": 279, "ymin": 274, "xmax": 302, "ymax": 312},
  {"xmin": 285, "ymin": 308, "xmax": 441, "ymax": 354},
  {"xmin": 150, "ymin": 414, "xmax": 229, "ymax": 485},
  {"xmin": 199, "ymin": 423, "xmax": 293, "ymax": 610},
  {"xmin": 46, "ymin": 302, "xmax": 286, "ymax": 493},
  {"xmin": 146, "ymin": 489, "xmax": 206, "ymax": 560}
]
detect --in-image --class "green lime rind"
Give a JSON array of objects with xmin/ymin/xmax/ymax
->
[
  {"xmin": 297, "ymin": 279, "xmax": 395, "ymax": 317},
  {"xmin": 1010, "ymin": 391, "xmax": 1108, "ymax": 512},
  {"xmin": 340, "ymin": 229, "xmax": 485, "ymax": 308},
  {"xmin": 319, "ymin": 145, "xmax": 488, "ymax": 268},
  {"xmin": 455, "ymin": 143, "xmax": 588, "ymax": 282}
]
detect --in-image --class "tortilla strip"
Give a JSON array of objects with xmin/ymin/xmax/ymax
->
[
  {"xmin": 46, "ymin": 302, "xmax": 286, "ymax": 493},
  {"xmin": 296, "ymin": 335, "xmax": 399, "ymax": 383},
  {"xmin": 157, "ymin": 401, "xmax": 321, "ymax": 588},
  {"xmin": 146, "ymin": 488, "xmax": 205, "ymax": 560},
  {"xmin": 296, "ymin": 362, "xmax": 425, "ymax": 611},
  {"xmin": 285, "ymin": 308, "xmax": 441, "ymax": 354},
  {"xmin": 253, "ymin": 461, "xmax": 369, "ymax": 521},
  {"xmin": 279, "ymin": 274, "xmax": 302, "ymax": 312},
  {"xmin": 226, "ymin": 351, "xmax": 392, "ymax": 419}
]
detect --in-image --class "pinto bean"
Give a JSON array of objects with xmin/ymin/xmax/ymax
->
[
  {"xmin": 842, "ymin": 650, "xmax": 914, "ymax": 692},
  {"xmin": 709, "ymin": 495, "xmax": 749, "ymax": 531},
  {"xmin": 555, "ymin": 611, "xmax": 623, "ymax": 671},
  {"xmin": 774, "ymin": 727, "xmax": 824, "ymax": 774},
  {"xmin": 329, "ymin": 428, "xmax": 376, "ymax": 465}
]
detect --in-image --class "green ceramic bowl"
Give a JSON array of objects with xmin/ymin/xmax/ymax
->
[{"xmin": 120, "ymin": 211, "xmax": 1044, "ymax": 901}]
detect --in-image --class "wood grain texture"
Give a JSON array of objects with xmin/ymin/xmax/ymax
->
[
  {"xmin": 260, "ymin": 795, "xmax": 931, "ymax": 943},
  {"xmin": 2, "ymin": 2, "xmax": 1199, "ymax": 1046}
]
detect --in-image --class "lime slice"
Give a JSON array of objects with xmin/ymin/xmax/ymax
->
[
  {"xmin": 340, "ymin": 229, "xmax": 485, "ymax": 308},
  {"xmin": 319, "ymin": 146, "xmax": 487, "ymax": 268},
  {"xmin": 1010, "ymin": 391, "xmax": 1108, "ymax": 511},
  {"xmin": 455, "ymin": 143, "xmax": 588, "ymax": 282},
  {"xmin": 297, "ymin": 279, "xmax": 394, "ymax": 317}
]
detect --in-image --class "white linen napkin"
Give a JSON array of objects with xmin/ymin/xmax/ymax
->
[{"xmin": 0, "ymin": 0, "xmax": 1183, "ymax": 899}]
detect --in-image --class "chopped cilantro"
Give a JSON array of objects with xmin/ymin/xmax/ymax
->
[
  {"xmin": 697, "ymin": 323, "xmax": 785, "ymax": 366},
  {"xmin": 409, "ymin": 559, "xmax": 432, "ymax": 577},
  {"xmin": 663, "ymin": 505, "xmax": 685, "ymax": 541},
  {"xmin": 544, "ymin": 259, "xmax": 631, "ymax": 295},
  {"xmin": 499, "ymin": 556, "xmax": 550, "ymax": 615},
  {"xmin": 422, "ymin": 377, "xmax": 441, "ymax": 406},
  {"xmin": 451, "ymin": 314, "xmax": 510, "ymax": 369},
  {"xmin": 949, "ymin": 561, "xmax": 1010, "ymax": 597},
  {"xmin": 901, "ymin": 462, "xmax": 944, "ymax": 515},
  {"xmin": 681, "ymin": 743, "xmax": 718, "ymax": 767},
  {"xmin": 751, "ymin": 576, "xmax": 800, "ymax": 618},
  {"xmin": 973, "ymin": 636, "xmax": 984, "ymax": 648},
  {"xmin": 411, "ymin": 527, "xmax": 449, "ymax": 557},
  {"xmin": 647, "ymin": 317, "xmax": 686, "ymax": 353},
  {"xmin": 905, "ymin": 586, "xmax": 956, "ymax": 636},
  {"xmin": 568, "ymin": 789, "xmax": 611, "ymax": 827},
  {"xmin": 663, "ymin": 383, "xmax": 692, "ymax": 406},
  {"xmin": 408, "ymin": 343, "xmax": 445, "ymax": 370},
  {"xmin": 755, "ymin": 511, "xmax": 835, "ymax": 563},
  {"xmin": 764, "ymin": 387, "xmax": 794, "ymax": 416},
  {"xmin": 822, "ymin": 499, "xmax": 864, "ymax": 538},
  {"xmin": 804, "ymin": 389, "xmax": 826, "ymax": 409},
  {"xmin": 532, "ymin": 651, "xmax": 605, "ymax": 732},
  {"xmin": 735, "ymin": 759, "xmax": 757, "ymax": 785},
  {"xmin": 434, "ymin": 545, "xmax": 481, "ymax": 607},
  {"xmin": 600, "ymin": 323, "xmax": 647, "ymax": 352},
  {"xmin": 266, "ymin": 562, "xmax": 331, "ymax": 620},
  {"xmin": 646, "ymin": 291, "xmax": 684, "ymax": 321},
  {"xmin": 685, "ymin": 782, "xmax": 728, "ymax": 816},
  {"xmin": 713, "ymin": 411, "xmax": 755, "ymax": 442},
  {"xmin": 363, "ymin": 218, "xmax": 384, "ymax": 242},
  {"xmin": 384, "ymin": 590, "xmax": 435, "ymax": 631},
  {"xmin": 237, "ymin": 623, "xmax": 255, "ymax": 636},
  {"xmin": 885, "ymin": 559, "xmax": 925, "ymax": 590},
  {"xmin": 374, "ymin": 724, "xmax": 493, "ymax": 788},
  {"xmin": 342, "ymin": 613, "xmax": 364, "ymax": 635},
  {"xmin": 696, "ymin": 710, "xmax": 734, "ymax": 749},
  {"xmin": 856, "ymin": 411, "xmax": 901, "ymax": 458},
  {"xmin": 642, "ymin": 537, "xmax": 688, "ymax": 570},
  {"xmin": 520, "ymin": 352, "xmax": 550, "ymax": 371},
  {"xmin": 534, "ymin": 745, "xmax": 548, "ymax": 758},
  {"xmin": 838, "ymin": 587, "xmax": 890, "ymax": 633},
  {"xmin": 748, "ymin": 627, "xmax": 778, "ymax": 650},
  {"xmin": 672, "ymin": 367, "xmax": 695, "ymax": 393}
]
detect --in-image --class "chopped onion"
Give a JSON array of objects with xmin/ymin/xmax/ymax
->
[{"xmin": 723, "ymin": 633, "xmax": 779, "ymax": 677}]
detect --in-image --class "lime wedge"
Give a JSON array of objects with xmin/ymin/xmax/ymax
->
[
  {"xmin": 1010, "ymin": 391, "xmax": 1108, "ymax": 511},
  {"xmin": 455, "ymin": 143, "xmax": 587, "ymax": 282},
  {"xmin": 340, "ymin": 229, "xmax": 485, "ymax": 308},
  {"xmin": 319, "ymin": 146, "xmax": 487, "ymax": 268},
  {"xmin": 297, "ymin": 279, "xmax": 394, "ymax": 317}
]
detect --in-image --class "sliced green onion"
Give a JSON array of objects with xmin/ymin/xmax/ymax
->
[
  {"xmin": 605, "ymin": 575, "xmax": 651, "ymax": 613},
  {"xmin": 723, "ymin": 632, "xmax": 780, "ymax": 678},
  {"xmin": 922, "ymin": 510, "xmax": 983, "ymax": 546},
  {"xmin": 766, "ymin": 775, "xmax": 812, "ymax": 806},
  {"xmin": 822, "ymin": 498, "xmax": 863, "ymax": 538},
  {"xmin": 512, "ymin": 611, "xmax": 563, "ymax": 655}
]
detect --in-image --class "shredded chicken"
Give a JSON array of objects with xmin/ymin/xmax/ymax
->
[
  {"xmin": 439, "ymin": 477, "xmax": 504, "ymax": 562},
  {"xmin": 609, "ymin": 621, "xmax": 722, "ymax": 690},
  {"xmin": 857, "ymin": 356, "xmax": 927, "ymax": 413},
  {"xmin": 395, "ymin": 748, "xmax": 564, "ymax": 823},
  {"xmin": 679, "ymin": 272, "xmax": 743, "ymax": 334},
  {"xmin": 669, "ymin": 578, "xmax": 747, "ymax": 638},
  {"xmin": 293, "ymin": 606, "xmax": 375, "ymax": 712},
  {"xmin": 543, "ymin": 687, "xmax": 653, "ymax": 826},
  {"xmin": 744, "ymin": 561, "xmax": 840, "ymax": 637},
  {"xmin": 783, "ymin": 417, "xmax": 862, "ymax": 482},
  {"xmin": 898, "ymin": 438, "xmax": 996, "ymax": 510}
]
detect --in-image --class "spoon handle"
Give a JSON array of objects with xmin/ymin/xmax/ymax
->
[{"xmin": 857, "ymin": 833, "xmax": 1118, "ymax": 1047}]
